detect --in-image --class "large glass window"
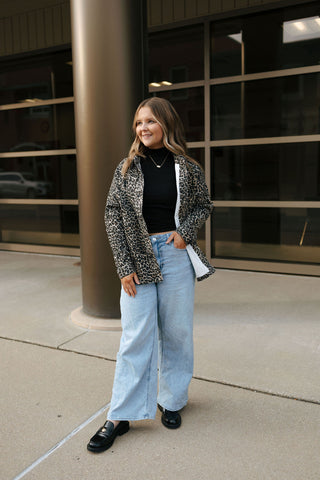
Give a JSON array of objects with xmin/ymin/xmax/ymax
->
[
  {"xmin": 0, "ymin": 50, "xmax": 73, "ymax": 105},
  {"xmin": 0, "ymin": 48, "xmax": 77, "ymax": 254},
  {"xmin": 0, "ymin": 154, "xmax": 77, "ymax": 199},
  {"xmin": 188, "ymin": 148, "xmax": 205, "ymax": 171},
  {"xmin": 0, "ymin": 102, "xmax": 75, "ymax": 152},
  {"xmin": 155, "ymin": 88, "xmax": 204, "ymax": 141},
  {"xmin": 211, "ymin": 2, "xmax": 320, "ymax": 77},
  {"xmin": 149, "ymin": 25, "xmax": 204, "ymax": 85},
  {"xmin": 211, "ymin": 207, "xmax": 320, "ymax": 264},
  {"xmin": 0, "ymin": 204, "xmax": 79, "ymax": 247},
  {"xmin": 211, "ymin": 143, "xmax": 320, "ymax": 201},
  {"xmin": 210, "ymin": 18, "xmax": 242, "ymax": 78},
  {"xmin": 211, "ymin": 73, "xmax": 320, "ymax": 140},
  {"xmin": 209, "ymin": 2, "xmax": 320, "ymax": 273}
]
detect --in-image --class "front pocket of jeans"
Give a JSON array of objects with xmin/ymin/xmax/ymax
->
[{"xmin": 172, "ymin": 243, "xmax": 186, "ymax": 251}]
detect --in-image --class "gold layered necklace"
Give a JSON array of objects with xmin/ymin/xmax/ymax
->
[{"xmin": 148, "ymin": 152, "xmax": 169, "ymax": 169}]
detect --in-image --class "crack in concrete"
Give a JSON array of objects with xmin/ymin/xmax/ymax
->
[{"xmin": 57, "ymin": 331, "xmax": 88, "ymax": 349}]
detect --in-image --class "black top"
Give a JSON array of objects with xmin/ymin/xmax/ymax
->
[{"xmin": 140, "ymin": 147, "xmax": 177, "ymax": 233}]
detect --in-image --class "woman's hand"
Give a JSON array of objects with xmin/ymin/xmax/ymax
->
[
  {"xmin": 121, "ymin": 272, "xmax": 140, "ymax": 297},
  {"xmin": 166, "ymin": 231, "xmax": 187, "ymax": 249}
]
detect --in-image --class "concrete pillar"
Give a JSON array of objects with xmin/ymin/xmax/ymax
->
[{"xmin": 70, "ymin": 0, "xmax": 147, "ymax": 329}]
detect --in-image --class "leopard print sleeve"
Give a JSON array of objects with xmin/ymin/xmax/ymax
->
[{"xmin": 104, "ymin": 164, "xmax": 136, "ymax": 279}]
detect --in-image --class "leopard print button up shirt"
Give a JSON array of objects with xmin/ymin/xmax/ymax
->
[{"xmin": 105, "ymin": 154, "xmax": 215, "ymax": 284}]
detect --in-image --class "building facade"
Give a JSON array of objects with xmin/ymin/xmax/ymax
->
[{"xmin": 0, "ymin": 0, "xmax": 319, "ymax": 275}]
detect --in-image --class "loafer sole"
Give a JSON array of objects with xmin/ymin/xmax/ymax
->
[
  {"xmin": 87, "ymin": 422, "xmax": 129, "ymax": 453},
  {"xmin": 158, "ymin": 404, "xmax": 181, "ymax": 429},
  {"xmin": 161, "ymin": 414, "xmax": 181, "ymax": 429}
]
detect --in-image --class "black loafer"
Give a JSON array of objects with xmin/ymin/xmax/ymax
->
[
  {"xmin": 158, "ymin": 404, "xmax": 181, "ymax": 429},
  {"xmin": 87, "ymin": 420, "xmax": 129, "ymax": 453}
]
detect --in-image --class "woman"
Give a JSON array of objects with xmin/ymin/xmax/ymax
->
[{"xmin": 87, "ymin": 97, "xmax": 214, "ymax": 453}]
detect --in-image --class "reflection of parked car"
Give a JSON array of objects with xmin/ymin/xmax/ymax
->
[{"xmin": 0, "ymin": 172, "xmax": 50, "ymax": 198}]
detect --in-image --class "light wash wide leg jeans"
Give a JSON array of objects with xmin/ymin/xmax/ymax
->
[{"xmin": 107, "ymin": 232, "xmax": 195, "ymax": 421}]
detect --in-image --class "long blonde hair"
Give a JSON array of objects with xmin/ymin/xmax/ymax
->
[{"xmin": 122, "ymin": 97, "xmax": 197, "ymax": 175}]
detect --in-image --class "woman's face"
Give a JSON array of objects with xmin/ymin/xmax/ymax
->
[{"xmin": 136, "ymin": 106, "xmax": 164, "ymax": 149}]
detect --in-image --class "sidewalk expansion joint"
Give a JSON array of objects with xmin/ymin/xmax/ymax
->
[
  {"xmin": 0, "ymin": 335, "xmax": 117, "ymax": 363},
  {"xmin": 2, "ymin": 335, "xmax": 319, "ymax": 407},
  {"xmin": 193, "ymin": 375, "xmax": 320, "ymax": 406}
]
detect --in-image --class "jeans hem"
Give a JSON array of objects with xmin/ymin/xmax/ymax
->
[
  {"xmin": 157, "ymin": 400, "xmax": 188, "ymax": 412},
  {"xmin": 107, "ymin": 415, "xmax": 156, "ymax": 421}
]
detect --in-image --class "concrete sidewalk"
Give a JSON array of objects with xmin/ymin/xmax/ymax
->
[{"xmin": 1, "ymin": 251, "xmax": 320, "ymax": 479}]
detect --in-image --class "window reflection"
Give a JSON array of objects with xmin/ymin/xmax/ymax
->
[
  {"xmin": 211, "ymin": 143, "xmax": 320, "ymax": 201},
  {"xmin": 0, "ymin": 155, "xmax": 77, "ymax": 199},
  {"xmin": 0, "ymin": 50, "xmax": 73, "ymax": 106},
  {"xmin": 149, "ymin": 25, "xmax": 204, "ymax": 85},
  {"xmin": 0, "ymin": 103, "xmax": 75, "ymax": 152},
  {"xmin": 0, "ymin": 171, "xmax": 51, "ymax": 199},
  {"xmin": 211, "ymin": 83, "xmax": 242, "ymax": 140},
  {"xmin": 210, "ymin": 3, "xmax": 320, "ymax": 76},
  {"xmin": 211, "ymin": 20, "xmax": 242, "ymax": 78},
  {"xmin": 155, "ymin": 88, "xmax": 204, "ymax": 141},
  {"xmin": 188, "ymin": 148, "xmax": 205, "ymax": 171},
  {"xmin": 211, "ymin": 207, "xmax": 320, "ymax": 264},
  {"xmin": 211, "ymin": 73, "xmax": 320, "ymax": 139},
  {"xmin": 0, "ymin": 204, "xmax": 79, "ymax": 246},
  {"xmin": 283, "ymin": 16, "xmax": 320, "ymax": 43}
]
